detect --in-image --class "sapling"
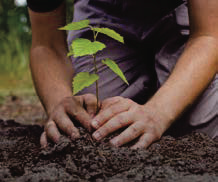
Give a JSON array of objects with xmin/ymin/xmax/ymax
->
[{"xmin": 59, "ymin": 19, "xmax": 128, "ymax": 112}]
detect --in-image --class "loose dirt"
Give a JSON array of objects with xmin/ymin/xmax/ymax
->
[
  {"xmin": 0, "ymin": 119, "xmax": 217, "ymax": 182},
  {"xmin": 0, "ymin": 95, "xmax": 217, "ymax": 181}
]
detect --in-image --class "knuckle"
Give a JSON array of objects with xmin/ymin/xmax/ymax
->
[
  {"xmin": 149, "ymin": 126, "xmax": 161, "ymax": 140},
  {"xmin": 50, "ymin": 111, "xmax": 59, "ymax": 120},
  {"xmin": 138, "ymin": 106, "xmax": 146, "ymax": 115},
  {"xmin": 103, "ymin": 124, "xmax": 111, "ymax": 134},
  {"xmin": 60, "ymin": 97, "xmax": 68, "ymax": 105},
  {"xmin": 84, "ymin": 93, "xmax": 95, "ymax": 99},
  {"xmin": 61, "ymin": 97, "xmax": 76, "ymax": 108},
  {"xmin": 108, "ymin": 109, "xmax": 115, "ymax": 116},
  {"xmin": 154, "ymin": 130, "xmax": 162, "ymax": 140},
  {"xmin": 104, "ymin": 96, "xmax": 122, "ymax": 104},
  {"xmin": 116, "ymin": 114, "xmax": 125, "ymax": 127},
  {"xmin": 62, "ymin": 100, "xmax": 70, "ymax": 109},
  {"xmin": 75, "ymin": 96, "xmax": 83, "ymax": 105},
  {"xmin": 73, "ymin": 110, "xmax": 80, "ymax": 117},
  {"xmin": 73, "ymin": 110, "xmax": 84, "ymax": 120},
  {"xmin": 114, "ymin": 96, "xmax": 123, "ymax": 102},
  {"xmin": 102, "ymin": 97, "xmax": 111, "ymax": 105},
  {"xmin": 125, "ymin": 98, "xmax": 133, "ymax": 105},
  {"xmin": 84, "ymin": 94, "xmax": 96, "ymax": 105},
  {"xmin": 130, "ymin": 122, "xmax": 145, "ymax": 137},
  {"xmin": 131, "ymin": 124, "xmax": 139, "ymax": 134},
  {"xmin": 109, "ymin": 106, "xmax": 118, "ymax": 115},
  {"xmin": 72, "ymin": 108, "xmax": 79, "ymax": 117},
  {"xmin": 65, "ymin": 123, "xmax": 74, "ymax": 134}
]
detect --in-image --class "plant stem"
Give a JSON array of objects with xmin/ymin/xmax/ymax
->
[
  {"xmin": 93, "ymin": 54, "xmax": 100, "ymax": 112},
  {"xmin": 93, "ymin": 29, "xmax": 100, "ymax": 113}
]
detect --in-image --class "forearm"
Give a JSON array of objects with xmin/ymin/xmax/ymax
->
[
  {"xmin": 145, "ymin": 36, "xmax": 218, "ymax": 129},
  {"xmin": 28, "ymin": 2, "xmax": 74, "ymax": 115},
  {"xmin": 30, "ymin": 46, "xmax": 74, "ymax": 115}
]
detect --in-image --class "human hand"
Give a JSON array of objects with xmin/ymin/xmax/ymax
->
[
  {"xmin": 40, "ymin": 94, "xmax": 99, "ymax": 147},
  {"xmin": 91, "ymin": 96, "xmax": 169, "ymax": 149}
]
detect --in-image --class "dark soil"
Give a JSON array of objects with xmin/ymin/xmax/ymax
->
[
  {"xmin": 0, "ymin": 119, "xmax": 217, "ymax": 182},
  {"xmin": 0, "ymin": 95, "xmax": 45, "ymax": 125}
]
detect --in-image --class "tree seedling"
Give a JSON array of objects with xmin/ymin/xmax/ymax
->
[{"xmin": 59, "ymin": 19, "xmax": 128, "ymax": 112}]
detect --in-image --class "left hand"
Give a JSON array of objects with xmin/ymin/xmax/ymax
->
[{"xmin": 91, "ymin": 96, "xmax": 169, "ymax": 149}]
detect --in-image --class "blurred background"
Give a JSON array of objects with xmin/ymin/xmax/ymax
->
[
  {"xmin": 0, "ymin": 0, "xmax": 32, "ymax": 96},
  {"xmin": 0, "ymin": 0, "xmax": 73, "ymax": 96},
  {"xmin": 0, "ymin": 0, "xmax": 73, "ymax": 123}
]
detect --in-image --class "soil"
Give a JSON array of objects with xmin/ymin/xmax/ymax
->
[
  {"xmin": 0, "ymin": 95, "xmax": 217, "ymax": 182},
  {"xmin": 0, "ymin": 94, "xmax": 46, "ymax": 125}
]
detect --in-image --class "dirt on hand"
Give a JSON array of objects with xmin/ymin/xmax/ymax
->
[{"xmin": 0, "ymin": 119, "xmax": 217, "ymax": 182}]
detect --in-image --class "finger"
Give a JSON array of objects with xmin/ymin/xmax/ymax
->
[
  {"xmin": 92, "ymin": 112, "xmax": 132, "ymax": 141},
  {"xmin": 101, "ymin": 96, "xmax": 122, "ymax": 110},
  {"xmin": 110, "ymin": 122, "xmax": 145, "ymax": 147},
  {"xmin": 45, "ymin": 120, "xmax": 61, "ymax": 143},
  {"xmin": 54, "ymin": 111, "xmax": 80, "ymax": 139},
  {"xmin": 131, "ymin": 133, "xmax": 154, "ymax": 149},
  {"xmin": 74, "ymin": 95, "xmax": 84, "ymax": 105},
  {"xmin": 82, "ymin": 94, "xmax": 99, "ymax": 117},
  {"xmin": 66, "ymin": 105, "xmax": 92, "ymax": 132},
  {"xmin": 40, "ymin": 131, "xmax": 48, "ymax": 148},
  {"xmin": 91, "ymin": 99, "xmax": 132, "ymax": 129}
]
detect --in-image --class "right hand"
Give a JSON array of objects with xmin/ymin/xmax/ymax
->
[{"xmin": 40, "ymin": 94, "xmax": 99, "ymax": 147}]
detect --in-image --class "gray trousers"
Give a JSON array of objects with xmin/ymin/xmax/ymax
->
[{"xmin": 68, "ymin": 1, "xmax": 218, "ymax": 138}]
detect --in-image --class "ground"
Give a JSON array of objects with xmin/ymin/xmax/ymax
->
[
  {"xmin": 0, "ymin": 94, "xmax": 45, "ymax": 125},
  {"xmin": 0, "ymin": 95, "xmax": 217, "ymax": 182}
]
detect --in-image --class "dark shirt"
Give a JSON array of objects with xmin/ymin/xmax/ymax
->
[
  {"xmin": 27, "ymin": 0, "xmax": 64, "ymax": 12},
  {"xmin": 27, "ymin": 0, "xmax": 184, "ymax": 13}
]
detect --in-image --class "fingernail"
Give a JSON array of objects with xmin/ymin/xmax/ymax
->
[
  {"xmin": 71, "ymin": 133, "xmax": 76, "ymax": 140},
  {"xmin": 71, "ymin": 132, "xmax": 80, "ymax": 139},
  {"xmin": 41, "ymin": 144, "xmax": 47, "ymax": 149},
  {"xmin": 54, "ymin": 137, "xmax": 59, "ymax": 143},
  {"xmin": 110, "ymin": 139, "xmax": 118, "ymax": 146},
  {"xmin": 93, "ymin": 131, "xmax": 101, "ymax": 140},
  {"xmin": 92, "ymin": 120, "xmax": 99, "ymax": 129}
]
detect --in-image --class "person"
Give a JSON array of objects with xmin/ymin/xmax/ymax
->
[{"xmin": 27, "ymin": 0, "xmax": 218, "ymax": 149}]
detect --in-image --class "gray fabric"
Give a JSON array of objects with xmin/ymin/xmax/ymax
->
[
  {"xmin": 68, "ymin": 0, "xmax": 218, "ymax": 138},
  {"xmin": 154, "ymin": 4, "xmax": 218, "ymax": 138}
]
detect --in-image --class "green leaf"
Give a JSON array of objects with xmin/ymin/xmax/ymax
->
[
  {"xmin": 72, "ymin": 38, "xmax": 106, "ymax": 57},
  {"xmin": 92, "ymin": 27, "xmax": 124, "ymax": 43},
  {"xmin": 59, "ymin": 19, "xmax": 90, "ymax": 31},
  {"xmin": 67, "ymin": 46, "xmax": 74, "ymax": 57},
  {"xmin": 73, "ymin": 72, "xmax": 99, "ymax": 95},
  {"xmin": 67, "ymin": 52, "xmax": 74, "ymax": 57},
  {"xmin": 102, "ymin": 59, "xmax": 129, "ymax": 85}
]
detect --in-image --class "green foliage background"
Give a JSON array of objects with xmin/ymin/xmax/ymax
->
[{"xmin": 0, "ymin": 0, "xmax": 74, "ymax": 96}]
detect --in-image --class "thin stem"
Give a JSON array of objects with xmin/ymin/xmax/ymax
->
[
  {"xmin": 93, "ymin": 54, "xmax": 100, "ymax": 112},
  {"xmin": 92, "ymin": 29, "xmax": 100, "ymax": 113}
]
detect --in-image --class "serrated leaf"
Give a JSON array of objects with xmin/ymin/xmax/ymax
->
[
  {"xmin": 102, "ymin": 59, "xmax": 128, "ymax": 85},
  {"xmin": 72, "ymin": 38, "xmax": 106, "ymax": 57},
  {"xmin": 59, "ymin": 19, "xmax": 90, "ymax": 31},
  {"xmin": 92, "ymin": 27, "xmax": 124, "ymax": 43},
  {"xmin": 73, "ymin": 72, "xmax": 99, "ymax": 95}
]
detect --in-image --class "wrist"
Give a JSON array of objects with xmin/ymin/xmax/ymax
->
[
  {"xmin": 142, "ymin": 100, "xmax": 175, "ymax": 133},
  {"xmin": 42, "ymin": 90, "xmax": 73, "ymax": 116}
]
